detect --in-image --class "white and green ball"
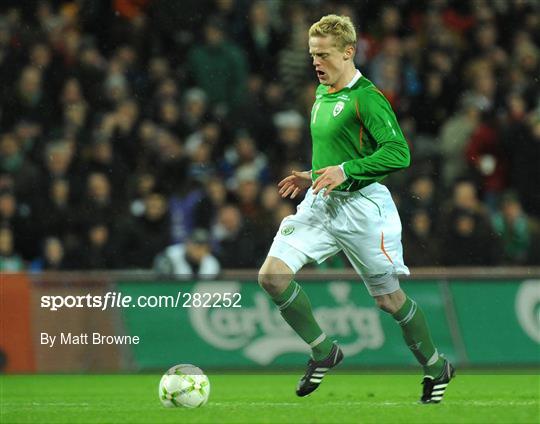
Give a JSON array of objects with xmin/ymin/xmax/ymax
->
[{"xmin": 159, "ymin": 364, "xmax": 210, "ymax": 408}]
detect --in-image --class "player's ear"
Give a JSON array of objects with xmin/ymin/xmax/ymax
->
[{"xmin": 343, "ymin": 45, "xmax": 354, "ymax": 61}]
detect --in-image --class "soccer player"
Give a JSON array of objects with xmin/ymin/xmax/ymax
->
[{"xmin": 258, "ymin": 15, "xmax": 454, "ymax": 403}]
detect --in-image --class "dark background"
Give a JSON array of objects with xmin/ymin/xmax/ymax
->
[{"xmin": 0, "ymin": 0, "xmax": 539, "ymax": 272}]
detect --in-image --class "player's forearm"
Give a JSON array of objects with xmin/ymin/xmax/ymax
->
[{"xmin": 343, "ymin": 142, "xmax": 410, "ymax": 180}]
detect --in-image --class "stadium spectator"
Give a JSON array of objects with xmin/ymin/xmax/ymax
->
[
  {"xmin": 62, "ymin": 101, "xmax": 91, "ymax": 145},
  {"xmin": 153, "ymin": 130, "xmax": 190, "ymax": 196},
  {"xmin": 180, "ymin": 88, "xmax": 209, "ymax": 135},
  {"xmin": 439, "ymin": 94, "xmax": 483, "ymax": 188},
  {"xmin": 411, "ymin": 72, "xmax": 450, "ymax": 137},
  {"xmin": 37, "ymin": 178, "xmax": 76, "ymax": 242},
  {"xmin": 465, "ymin": 114, "xmax": 509, "ymax": 209},
  {"xmin": 194, "ymin": 177, "xmax": 232, "ymax": 230},
  {"xmin": 221, "ymin": 130, "xmax": 269, "ymax": 185},
  {"xmin": 369, "ymin": 37, "xmax": 403, "ymax": 107},
  {"xmin": 169, "ymin": 185, "xmax": 205, "ymax": 246},
  {"xmin": 403, "ymin": 209, "xmax": 441, "ymax": 267},
  {"xmin": 0, "ymin": 188, "xmax": 36, "ymax": 259},
  {"xmin": 77, "ymin": 172, "xmax": 117, "ymax": 231},
  {"xmin": 492, "ymin": 192, "xmax": 540, "ymax": 265},
  {"xmin": 128, "ymin": 172, "xmax": 158, "ymax": 216},
  {"xmin": 0, "ymin": 226, "xmax": 24, "ymax": 271},
  {"xmin": 154, "ymin": 228, "xmax": 221, "ymax": 279},
  {"xmin": 277, "ymin": 4, "xmax": 311, "ymax": 102},
  {"xmin": 83, "ymin": 140, "xmax": 129, "ymax": 196},
  {"xmin": 185, "ymin": 121, "xmax": 224, "ymax": 162},
  {"xmin": 258, "ymin": 184, "xmax": 281, "ymax": 228},
  {"xmin": 440, "ymin": 208, "xmax": 500, "ymax": 266},
  {"xmin": 43, "ymin": 141, "xmax": 77, "ymax": 191},
  {"xmin": 157, "ymin": 100, "xmax": 188, "ymax": 138},
  {"xmin": 101, "ymin": 99, "xmax": 140, "ymax": 170},
  {"xmin": 437, "ymin": 179, "xmax": 501, "ymax": 265},
  {"xmin": 116, "ymin": 192, "xmax": 171, "ymax": 267},
  {"xmin": 187, "ymin": 141, "xmax": 217, "ymax": 185},
  {"xmin": 30, "ymin": 237, "xmax": 67, "ymax": 271},
  {"xmin": 1, "ymin": 66, "xmax": 53, "ymax": 131},
  {"xmin": 73, "ymin": 45, "xmax": 107, "ymax": 108},
  {"xmin": 401, "ymin": 175, "xmax": 438, "ymax": 224},
  {"xmin": 439, "ymin": 180, "xmax": 492, "ymax": 228},
  {"xmin": 212, "ymin": 204, "xmax": 264, "ymax": 268},
  {"xmin": 271, "ymin": 110, "xmax": 310, "ymax": 171},
  {"xmin": 211, "ymin": 0, "xmax": 246, "ymax": 40},
  {"xmin": 503, "ymin": 111, "xmax": 540, "ymax": 218},
  {"xmin": 239, "ymin": 0, "xmax": 284, "ymax": 78},
  {"xmin": 13, "ymin": 120, "xmax": 43, "ymax": 165},
  {"xmin": 233, "ymin": 168, "xmax": 263, "ymax": 223},
  {"xmin": 0, "ymin": 132, "xmax": 41, "ymax": 199},
  {"xmin": 186, "ymin": 16, "xmax": 248, "ymax": 116},
  {"xmin": 76, "ymin": 223, "xmax": 117, "ymax": 269}
]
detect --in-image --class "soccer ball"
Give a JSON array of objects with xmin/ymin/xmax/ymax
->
[{"xmin": 158, "ymin": 364, "xmax": 210, "ymax": 408}]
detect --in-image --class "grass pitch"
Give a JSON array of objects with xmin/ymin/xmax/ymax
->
[{"xmin": 1, "ymin": 373, "xmax": 539, "ymax": 423}]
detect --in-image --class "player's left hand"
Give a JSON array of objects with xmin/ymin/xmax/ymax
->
[{"xmin": 312, "ymin": 166, "xmax": 346, "ymax": 196}]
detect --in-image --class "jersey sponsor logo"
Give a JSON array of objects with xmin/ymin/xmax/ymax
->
[
  {"xmin": 281, "ymin": 225, "xmax": 295, "ymax": 236},
  {"xmin": 333, "ymin": 101, "xmax": 345, "ymax": 117},
  {"xmin": 337, "ymin": 94, "xmax": 350, "ymax": 101}
]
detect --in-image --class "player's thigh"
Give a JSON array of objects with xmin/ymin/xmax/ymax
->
[
  {"xmin": 267, "ymin": 191, "xmax": 341, "ymax": 273},
  {"xmin": 336, "ymin": 184, "xmax": 409, "ymax": 295}
]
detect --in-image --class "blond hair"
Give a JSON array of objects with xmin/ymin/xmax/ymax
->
[{"xmin": 309, "ymin": 15, "xmax": 356, "ymax": 51}]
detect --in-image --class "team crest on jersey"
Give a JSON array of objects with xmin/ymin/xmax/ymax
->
[{"xmin": 333, "ymin": 101, "xmax": 345, "ymax": 117}]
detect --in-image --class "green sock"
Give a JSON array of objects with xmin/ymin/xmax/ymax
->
[
  {"xmin": 392, "ymin": 297, "xmax": 445, "ymax": 377},
  {"xmin": 271, "ymin": 281, "xmax": 333, "ymax": 360}
]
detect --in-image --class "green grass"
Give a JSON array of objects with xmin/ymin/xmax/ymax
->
[{"xmin": 1, "ymin": 373, "xmax": 539, "ymax": 423}]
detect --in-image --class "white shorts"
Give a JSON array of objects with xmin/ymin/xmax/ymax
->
[{"xmin": 267, "ymin": 183, "xmax": 410, "ymax": 296}]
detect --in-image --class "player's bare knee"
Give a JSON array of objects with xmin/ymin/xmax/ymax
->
[
  {"xmin": 374, "ymin": 290, "xmax": 406, "ymax": 314},
  {"xmin": 374, "ymin": 295, "xmax": 394, "ymax": 313},
  {"xmin": 258, "ymin": 257, "xmax": 293, "ymax": 296},
  {"xmin": 258, "ymin": 274, "xmax": 286, "ymax": 296}
]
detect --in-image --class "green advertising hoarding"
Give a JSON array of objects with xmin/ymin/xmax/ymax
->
[
  {"xmin": 117, "ymin": 280, "xmax": 458, "ymax": 369},
  {"xmin": 117, "ymin": 279, "xmax": 539, "ymax": 369},
  {"xmin": 450, "ymin": 280, "xmax": 540, "ymax": 364}
]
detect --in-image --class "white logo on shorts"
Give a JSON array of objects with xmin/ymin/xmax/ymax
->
[
  {"xmin": 333, "ymin": 101, "xmax": 345, "ymax": 117},
  {"xmin": 281, "ymin": 225, "xmax": 295, "ymax": 236}
]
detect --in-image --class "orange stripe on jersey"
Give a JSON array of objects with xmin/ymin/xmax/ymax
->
[
  {"xmin": 381, "ymin": 232, "xmax": 394, "ymax": 264},
  {"xmin": 355, "ymin": 99, "xmax": 363, "ymax": 150},
  {"xmin": 370, "ymin": 86, "xmax": 384, "ymax": 96}
]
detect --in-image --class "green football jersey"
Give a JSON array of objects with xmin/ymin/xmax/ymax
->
[{"xmin": 310, "ymin": 73, "xmax": 410, "ymax": 191}]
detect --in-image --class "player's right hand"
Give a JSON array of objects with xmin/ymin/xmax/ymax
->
[{"xmin": 278, "ymin": 170, "xmax": 312, "ymax": 199}]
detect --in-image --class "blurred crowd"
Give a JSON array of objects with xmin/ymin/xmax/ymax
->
[{"xmin": 0, "ymin": 0, "xmax": 539, "ymax": 273}]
